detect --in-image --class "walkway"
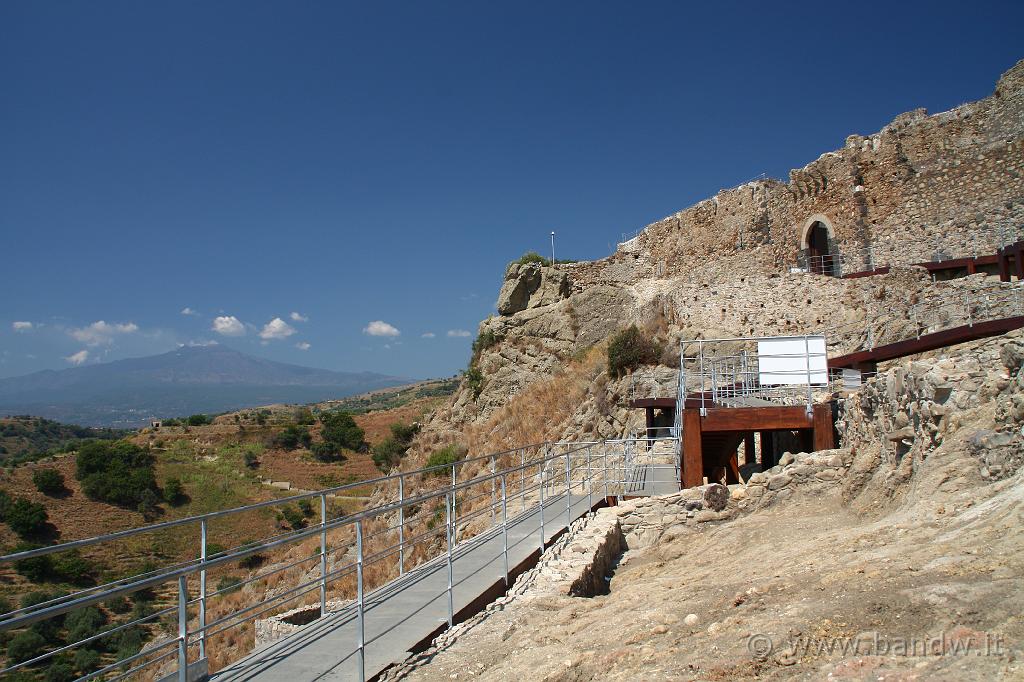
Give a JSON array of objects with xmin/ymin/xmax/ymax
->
[{"xmin": 213, "ymin": 492, "xmax": 598, "ymax": 681}]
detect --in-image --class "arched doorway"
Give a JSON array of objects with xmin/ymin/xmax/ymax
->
[{"xmin": 800, "ymin": 215, "xmax": 837, "ymax": 276}]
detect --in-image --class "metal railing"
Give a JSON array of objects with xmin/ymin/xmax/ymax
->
[
  {"xmin": 680, "ymin": 335, "xmax": 830, "ymax": 415},
  {"xmin": 0, "ymin": 435, "xmax": 678, "ymax": 682}
]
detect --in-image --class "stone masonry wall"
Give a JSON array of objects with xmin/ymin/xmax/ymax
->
[{"xmin": 567, "ymin": 59, "xmax": 1024, "ymax": 290}]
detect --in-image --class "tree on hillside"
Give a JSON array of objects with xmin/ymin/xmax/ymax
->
[
  {"xmin": 318, "ymin": 412, "xmax": 365, "ymax": 451},
  {"xmin": 75, "ymin": 440, "xmax": 159, "ymax": 508},
  {"xmin": 33, "ymin": 469, "xmax": 66, "ymax": 496}
]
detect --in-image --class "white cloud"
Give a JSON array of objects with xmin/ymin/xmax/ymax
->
[
  {"xmin": 363, "ymin": 320, "xmax": 400, "ymax": 337},
  {"xmin": 447, "ymin": 329, "xmax": 472, "ymax": 338},
  {"xmin": 212, "ymin": 316, "xmax": 246, "ymax": 336},
  {"xmin": 290, "ymin": 312, "xmax": 308, "ymax": 322},
  {"xmin": 65, "ymin": 349, "xmax": 89, "ymax": 365},
  {"xmin": 295, "ymin": 341, "xmax": 311, "ymax": 351},
  {"xmin": 259, "ymin": 317, "xmax": 296, "ymax": 340},
  {"xmin": 181, "ymin": 307, "xmax": 199, "ymax": 316},
  {"xmin": 12, "ymin": 321, "xmax": 33, "ymax": 332},
  {"xmin": 421, "ymin": 332, "xmax": 436, "ymax": 338},
  {"xmin": 70, "ymin": 321, "xmax": 139, "ymax": 346}
]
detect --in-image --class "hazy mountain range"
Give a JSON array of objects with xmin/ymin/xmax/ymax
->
[{"xmin": 0, "ymin": 345, "xmax": 410, "ymax": 427}]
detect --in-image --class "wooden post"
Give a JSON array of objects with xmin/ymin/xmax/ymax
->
[
  {"xmin": 645, "ymin": 407, "xmax": 654, "ymax": 441},
  {"xmin": 966, "ymin": 258, "xmax": 977, "ymax": 275},
  {"xmin": 760, "ymin": 431, "xmax": 774, "ymax": 470},
  {"xmin": 999, "ymin": 247, "xmax": 1011, "ymax": 282},
  {"xmin": 682, "ymin": 409, "xmax": 703, "ymax": 489},
  {"xmin": 813, "ymin": 403, "xmax": 835, "ymax": 451},
  {"xmin": 1016, "ymin": 246, "xmax": 1024, "ymax": 281},
  {"xmin": 800, "ymin": 429, "xmax": 814, "ymax": 453}
]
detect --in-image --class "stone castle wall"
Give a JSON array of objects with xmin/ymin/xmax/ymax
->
[{"xmin": 568, "ymin": 59, "xmax": 1024, "ymax": 290}]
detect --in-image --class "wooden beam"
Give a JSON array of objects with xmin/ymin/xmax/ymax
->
[
  {"xmin": 701, "ymin": 406, "xmax": 813, "ymax": 432},
  {"xmin": 629, "ymin": 398, "xmax": 676, "ymax": 409},
  {"xmin": 813, "ymin": 403, "xmax": 835, "ymax": 451},
  {"xmin": 829, "ymin": 316, "xmax": 1024, "ymax": 369},
  {"xmin": 682, "ymin": 409, "xmax": 703, "ymax": 489}
]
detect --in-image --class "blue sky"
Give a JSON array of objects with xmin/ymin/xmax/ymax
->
[{"xmin": 1, "ymin": 1, "xmax": 1022, "ymax": 380}]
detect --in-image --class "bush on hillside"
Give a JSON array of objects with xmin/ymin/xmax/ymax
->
[
  {"xmin": 75, "ymin": 440, "xmax": 159, "ymax": 508},
  {"xmin": 7, "ymin": 630, "xmax": 46, "ymax": 664},
  {"xmin": 273, "ymin": 425, "xmax": 312, "ymax": 451},
  {"xmin": 606, "ymin": 325, "xmax": 662, "ymax": 378},
  {"xmin": 293, "ymin": 408, "xmax": 315, "ymax": 425},
  {"xmin": 33, "ymin": 469, "xmax": 66, "ymax": 496},
  {"xmin": 186, "ymin": 414, "xmax": 212, "ymax": 426},
  {"xmin": 14, "ymin": 545, "xmax": 96, "ymax": 585},
  {"xmin": 310, "ymin": 440, "xmax": 345, "ymax": 463},
  {"xmin": 162, "ymin": 478, "xmax": 185, "ymax": 506},
  {"xmin": 425, "ymin": 445, "xmax": 465, "ymax": 475},
  {"xmin": 371, "ymin": 421, "xmax": 421, "ymax": 472},
  {"xmin": 513, "ymin": 251, "xmax": 550, "ymax": 267},
  {"xmin": 318, "ymin": 412, "xmax": 365, "ymax": 451},
  {"xmin": 463, "ymin": 366, "xmax": 484, "ymax": 400},
  {"xmin": 7, "ymin": 498, "xmax": 50, "ymax": 539}
]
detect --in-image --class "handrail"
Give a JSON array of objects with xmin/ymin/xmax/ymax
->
[{"xmin": 0, "ymin": 434, "xmax": 679, "ymax": 681}]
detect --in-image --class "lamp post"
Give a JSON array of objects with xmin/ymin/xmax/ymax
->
[{"xmin": 550, "ymin": 231, "xmax": 556, "ymax": 265}]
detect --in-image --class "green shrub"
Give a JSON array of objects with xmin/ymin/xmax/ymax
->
[
  {"xmin": 243, "ymin": 449, "xmax": 260, "ymax": 468},
  {"xmin": 471, "ymin": 329, "xmax": 502, "ymax": 360},
  {"xmin": 273, "ymin": 425, "xmax": 311, "ymax": 451},
  {"xmin": 606, "ymin": 324, "xmax": 661, "ymax": 379},
  {"xmin": 44, "ymin": 662, "xmax": 75, "ymax": 682},
  {"xmin": 319, "ymin": 413, "xmax": 365, "ymax": 451},
  {"xmin": 162, "ymin": 478, "xmax": 185, "ymax": 505},
  {"xmin": 14, "ymin": 546, "xmax": 95, "ymax": 584},
  {"xmin": 297, "ymin": 499, "xmax": 314, "ymax": 518},
  {"xmin": 33, "ymin": 469, "xmax": 65, "ymax": 496},
  {"xmin": 6, "ymin": 498, "xmax": 49, "ymax": 538},
  {"xmin": 464, "ymin": 366, "xmax": 484, "ymax": 400},
  {"xmin": 73, "ymin": 648, "xmax": 100, "ymax": 674},
  {"xmin": 104, "ymin": 595, "xmax": 131, "ymax": 614},
  {"xmin": 216, "ymin": 576, "xmax": 243, "ymax": 595},
  {"xmin": 113, "ymin": 628, "xmax": 142, "ymax": 660},
  {"xmin": 514, "ymin": 251, "xmax": 550, "ymax": 266},
  {"xmin": 425, "ymin": 445, "xmax": 464, "ymax": 475},
  {"xmin": 7, "ymin": 630, "xmax": 46, "ymax": 664},
  {"xmin": 310, "ymin": 440, "xmax": 345, "ymax": 463},
  {"xmin": 136, "ymin": 489, "xmax": 160, "ymax": 519},
  {"xmin": 0, "ymin": 488, "xmax": 12, "ymax": 519},
  {"xmin": 280, "ymin": 506, "xmax": 306, "ymax": 529},
  {"xmin": 65, "ymin": 606, "xmax": 107, "ymax": 644},
  {"xmin": 76, "ymin": 441, "xmax": 158, "ymax": 508},
  {"xmin": 186, "ymin": 414, "xmax": 212, "ymax": 426},
  {"xmin": 294, "ymin": 408, "xmax": 315, "ymax": 425},
  {"xmin": 371, "ymin": 438, "xmax": 404, "ymax": 472},
  {"xmin": 390, "ymin": 421, "xmax": 420, "ymax": 445}
]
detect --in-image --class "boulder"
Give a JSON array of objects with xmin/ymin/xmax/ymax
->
[{"xmin": 496, "ymin": 263, "xmax": 570, "ymax": 315}]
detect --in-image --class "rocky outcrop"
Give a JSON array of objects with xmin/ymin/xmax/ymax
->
[{"xmin": 496, "ymin": 263, "xmax": 571, "ymax": 315}]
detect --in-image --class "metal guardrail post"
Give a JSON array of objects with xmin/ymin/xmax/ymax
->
[
  {"xmin": 804, "ymin": 335, "xmax": 813, "ymax": 414},
  {"xmin": 177, "ymin": 575, "xmax": 188, "ymax": 682},
  {"xmin": 199, "ymin": 518, "xmax": 207, "ymax": 661},
  {"xmin": 356, "ymin": 519, "xmax": 365, "ymax": 682},
  {"xmin": 320, "ymin": 494, "xmax": 328, "ymax": 615},
  {"xmin": 520, "ymin": 448, "xmax": 526, "ymax": 514},
  {"xmin": 565, "ymin": 451, "xmax": 571, "ymax": 522},
  {"xmin": 444, "ymin": 493, "xmax": 454, "ymax": 628},
  {"xmin": 451, "ymin": 463, "xmax": 457, "ymax": 547},
  {"xmin": 603, "ymin": 445, "xmax": 609, "ymax": 499},
  {"xmin": 500, "ymin": 474, "xmax": 509, "ymax": 588},
  {"xmin": 586, "ymin": 445, "xmax": 593, "ymax": 509},
  {"xmin": 489, "ymin": 456, "xmax": 497, "ymax": 526},
  {"xmin": 538, "ymin": 464, "xmax": 545, "ymax": 551},
  {"xmin": 397, "ymin": 476, "xmax": 405, "ymax": 577}
]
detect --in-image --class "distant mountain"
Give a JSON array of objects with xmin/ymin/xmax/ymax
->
[{"xmin": 0, "ymin": 345, "xmax": 411, "ymax": 427}]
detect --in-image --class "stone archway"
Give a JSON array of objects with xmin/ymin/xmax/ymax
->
[{"xmin": 799, "ymin": 214, "xmax": 837, "ymax": 276}]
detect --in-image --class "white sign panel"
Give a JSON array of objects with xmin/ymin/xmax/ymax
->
[{"xmin": 757, "ymin": 336, "xmax": 828, "ymax": 386}]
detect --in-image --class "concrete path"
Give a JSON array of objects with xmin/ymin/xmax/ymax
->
[{"xmin": 213, "ymin": 491, "xmax": 601, "ymax": 682}]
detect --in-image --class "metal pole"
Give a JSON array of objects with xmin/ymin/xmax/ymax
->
[
  {"xmin": 586, "ymin": 445, "xmax": 593, "ymax": 510},
  {"xmin": 398, "ymin": 477, "xmax": 405, "ymax": 577},
  {"xmin": 804, "ymin": 335, "xmax": 813, "ymax": 414},
  {"xmin": 320, "ymin": 494, "xmax": 327, "ymax": 615},
  {"xmin": 489, "ymin": 456, "xmax": 497, "ymax": 526},
  {"xmin": 356, "ymin": 520, "xmax": 365, "ymax": 682},
  {"xmin": 621, "ymin": 442, "xmax": 627, "ymax": 499},
  {"xmin": 451, "ymin": 463, "xmax": 457, "ymax": 547},
  {"xmin": 550, "ymin": 231, "xmax": 556, "ymax": 264},
  {"xmin": 538, "ymin": 464, "xmax": 545, "ymax": 551},
  {"xmin": 199, "ymin": 519, "xmax": 207, "ymax": 661},
  {"xmin": 177, "ymin": 575, "xmax": 188, "ymax": 682},
  {"xmin": 520, "ymin": 448, "xmax": 526, "ymax": 514},
  {"xmin": 966, "ymin": 291, "xmax": 973, "ymax": 327},
  {"xmin": 500, "ymin": 474, "xmax": 509, "ymax": 588},
  {"xmin": 603, "ymin": 445, "xmax": 609, "ymax": 500},
  {"xmin": 565, "ymin": 450, "xmax": 571, "ymax": 523},
  {"xmin": 444, "ymin": 493, "xmax": 454, "ymax": 628}
]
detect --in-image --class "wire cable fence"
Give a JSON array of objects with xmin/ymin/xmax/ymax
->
[{"xmin": 0, "ymin": 435, "xmax": 678, "ymax": 682}]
